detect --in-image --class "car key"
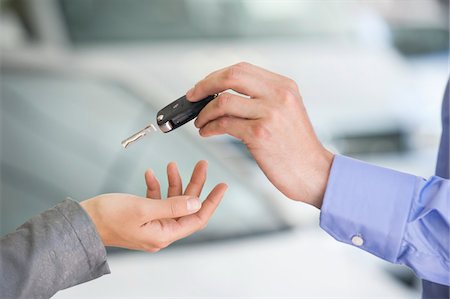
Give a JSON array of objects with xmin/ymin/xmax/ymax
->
[
  {"xmin": 121, "ymin": 94, "xmax": 217, "ymax": 148},
  {"xmin": 121, "ymin": 124, "xmax": 157, "ymax": 148},
  {"xmin": 156, "ymin": 94, "xmax": 217, "ymax": 133}
]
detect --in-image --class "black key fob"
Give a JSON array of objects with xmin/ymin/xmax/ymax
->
[{"xmin": 156, "ymin": 94, "xmax": 217, "ymax": 133}]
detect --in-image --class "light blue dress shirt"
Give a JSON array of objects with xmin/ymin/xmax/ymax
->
[{"xmin": 320, "ymin": 80, "xmax": 449, "ymax": 298}]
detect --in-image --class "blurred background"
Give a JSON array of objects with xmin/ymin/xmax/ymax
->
[{"xmin": 1, "ymin": 0, "xmax": 448, "ymax": 298}]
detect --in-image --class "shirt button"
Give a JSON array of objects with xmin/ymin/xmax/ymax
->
[{"xmin": 351, "ymin": 235, "xmax": 364, "ymax": 246}]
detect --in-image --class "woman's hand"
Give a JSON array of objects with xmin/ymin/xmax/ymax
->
[{"xmin": 80, "ymin": 160, "xmax": 227, "ymax": 252}]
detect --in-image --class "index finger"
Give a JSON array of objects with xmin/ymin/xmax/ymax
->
[{"xmin": 186, "ymin": 63, "xmax": 270, "ymax": 101}]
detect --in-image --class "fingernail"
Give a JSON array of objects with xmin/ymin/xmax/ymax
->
[
  {"xmin": 187, "ymin": 197, "xmax": 201, "ymax": 211},
  {"xmin": 186, "ymin": 88, "xmax": 194, "ymax": 99}
]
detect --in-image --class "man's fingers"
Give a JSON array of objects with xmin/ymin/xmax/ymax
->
[
  {"xmin": 145, "ymin": 195, "xmax": 201, "ymax": 220},
  {"xmin": 173, "ymin": 183, "xmax": 228, "ymax": 239},
  {"xmin": 199, "ymin": 116, "xmax": 254, "ymax": 141},
  {"xmin": 145, "ymin": 169, "xmax": 162, "ymax": 199},
  {"xmin": 194, "ymin": 92, "xmax": 265, "ymax": 129},
  {"xmin": 186, "ymin": 63, "xmax": 270, "ymax": 101},
  {"xmin": 167, "ymin": 162, "xmax": 183, "ymax": 197},
  {"xmin": 184, "ymin": 160, "xmax": 208, "ymax": 197}
]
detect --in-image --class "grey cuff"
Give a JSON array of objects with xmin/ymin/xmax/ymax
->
[
  {"xmin": 55, "ymin": 199, "xmax": 111, "ymax": 280},
  {"xmin": 0, "ymin": 198, "xmax": 111, "ymax": 299}
]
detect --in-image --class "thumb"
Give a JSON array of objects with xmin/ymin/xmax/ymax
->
[{"xmin": 147, "ymin": 196, "xmax": 201, "ymax": 219}]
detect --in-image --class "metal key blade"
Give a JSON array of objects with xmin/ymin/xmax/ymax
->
[{"xmin": 121, "ymin": 124, "xmax": 157, "ymax": 148}]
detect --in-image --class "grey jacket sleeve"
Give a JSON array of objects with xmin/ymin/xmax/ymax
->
[{"xmin": 0, "ymin": 199, "xmax": 111, "ymax": 299}]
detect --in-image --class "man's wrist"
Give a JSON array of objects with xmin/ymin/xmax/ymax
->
[{"xmin": 309, "ymin": 148, "xmax": 334, "ymax": 209}]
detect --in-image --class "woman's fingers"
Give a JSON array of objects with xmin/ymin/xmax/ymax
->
[
  {"xmin": 145, "ymin": 169, "xmax": 161, "ymax": 199},
  {"xmin": 167, "ymin": 162, "xmax": 183, "ymax": 197},
  {"xmin": 184, "ymin": 160, "xmax": 208, "ymax": 197},
  {"xmin": 194, "ymin": 183, "xmax": 227, "ymax": 224},
  {"xmin": 139, "ymin": 181, "xmax": 227, "ymax": 251},
  {"xmin": 150, "ymin": 160, "xmax": 211, "ymax": 199},
  {"xmin": 144, "ymin": 195, "xmax": 201, "ymax": 220},
  {"xmin": 173, "ymin": 183, "xmax": 228, "ymax": 239}
]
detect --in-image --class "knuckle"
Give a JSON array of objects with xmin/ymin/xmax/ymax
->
[
  {"xmin": 193, "ymin": 82, "xmax": 204, "ymax": 94},
  {"xmin": 285, "ymin": 78, "xmax": 299, "ymax": 92},
  {"xmin": 235, "ymin": 61, "xmax": 251, "ymax": 69},
  {"xmin": 201, "ymin": 219, "xmax": 209, "ymax": 230},
  {"xmin": 197, "ymin": 218, "xmax": 208, "ymax": 231},
  {"xmin": 189, "ymin": 216, "xmax": 206, "ymax": 231},
  {"xmin": 169, "ymin": 201, "xmax": 178, "ymax": 217},
  {"xmin": 155, "ymin": 237, "xmax": 170, "ymax": 249},
  {"xmin": 217, "ymin": 117, "xmax": 229, "ymax": 129},
  {"xmin": 145, "ymin": 247, "xmax": 160, "ymax": 253},
  {"xmin": 265, "ymin": 109, "xmax": 279, "ymax": 123},
  {"xmin": 216, "ymin": 93, "xmax": 231, "ymax": 110},
  {"xmin": 250, "ymin": 122, "xmax": 270, "ymax": 139},
  {"xmin": 224, "ymin": 65, "xmax": 242, "ymax": 86},
  {"xmin": 195, "ymin": 80, "xmax": 204, "ymax": 89},
  {"xmin": 275, "ymin": 87, "xmax": 298, "ymax": 105},
  {"xmin": 159, "ymin": 242, "xmax": 170, "ymax": 249}
]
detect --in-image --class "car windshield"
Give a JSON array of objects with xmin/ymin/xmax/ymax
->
[
  {"xmin": 58, "ymin": 0, "xmax": 352, "ymax": 44},
  {"xmin": 0, "ymin": 70, "xmax": 287, "ymax": 243}
]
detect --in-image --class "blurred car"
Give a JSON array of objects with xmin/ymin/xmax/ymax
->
[
  {"xmin": 2, "ymin": 0, "xmax": 446, "ymax": 177},
  {"xmin": 1, "ymin": 0, "xmax": 447, "ymax": 297},
  {"xmin": 0, "ymin": 61, "xmax": 418, "ymax": 298}
]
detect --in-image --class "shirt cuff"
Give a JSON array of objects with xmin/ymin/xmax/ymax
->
[
  {"xmin": 320, "ymin": 155, "xmax": 419, "ymax": 263},
  {"xmin": 55, "ymin": 199, "xmax": 111, "ymax": 279}
]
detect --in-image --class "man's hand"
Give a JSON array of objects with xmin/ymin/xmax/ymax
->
[
  {"xmin": 80, "ymin": 160, "xmax": 227, "ymax": 252},
  {"xmin": 186, "ymin": 62, "xmax": 333, "ymax": 208}
]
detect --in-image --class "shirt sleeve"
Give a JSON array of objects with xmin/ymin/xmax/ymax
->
[
  {"xmin": 320, "ymin": 155, "xmax": 450, "ymax": 286},
  {"xmin": 0, "ymin": 199, "xmax": 111, "ymax": 299}
]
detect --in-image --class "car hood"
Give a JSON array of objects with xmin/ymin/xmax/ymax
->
[{"xmin": 54, "ymin": 227, "xmax": 417, "ymax": 298}]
